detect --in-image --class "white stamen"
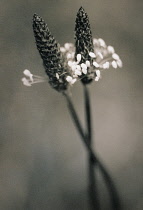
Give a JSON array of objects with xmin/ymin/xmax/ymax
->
[
  {"xmin": 81, "ymin": 63, "xmax": 87, "ymax": 70},
  {"xmin": 93, "ymin": 38, "xmax": 98, "ymax": 45},
  {"xmin": 77, "ymin": 54, "xmax": 81, "ymax": 63},
  {"xmin": 102, "ymin": 62, "xmax": 110, "ymax": 69},
  {"xmin": 60, "ymin": 47, "xmax": 66, "ymax": 53},
  {"xmin": 22, "ymin": 70, "xmax": 48, "ymax": 87},
  {"xmin": 72, "ymin": 61, "xmax": 77, "ymax": 66},
  {"xmin": 71, "ymin": 64, "xmax": 76, "ymax": 71},
  {"xmin": 117, "ymin": 59, "xmax": 123, "ymax": 68},
  {"xmin": 21, "ymin": 77, "xmax": 31, "ymax": 86},
  {"xmin": 95, "ymin": 77, "xmax": 99, "ymax": 81},
  {"xmin": 75, "ymin": 70, "xmax": 82, "ymax": 76},
  {"xmin": 89, "ymin": 52, "xmax": 96, "ymax": 58},
  {"xmin": 23, "ymin": 69, "xmax": 33, "ymax": 82},
  {"xmin": 93, "ymin": 62, "xmax": 99, "ymax": 68},
  {"xmin": 23, "ymin": 69, "xmax": 31, "ymax": 76},
  {"xmin": 98, "ymin": 38, "xmax": 106, "ymax": 47},
  {"xmin": 86, "ymin": 60, "xmax": 90, "ymax": 67},
  {"xmin": 64, "ymin": 43, "xmax": 71, "ymax": 50},
  {"xmin": 68, "ymin": 61, "xmax": 73, "ymax": 67},
  {"xmin": 76, "ymin": 65, "xmax": 81, "ymax": 71},
  {"xmin": 71, "ymin": 52, "xmax": 75, "ymax": 58},
  {"xmin": 67, "ymin": 53, "xmax": 72, "ymax": 59},
  {"xmin": 112, "ymin": 61, "xmax": 118, "ymax": 68},
  {"xmin": 66, "ymin": 76, "xmax": 73, "ymax": 82},
  {"xmin": 97, "ymin": 52, "xmax": 103, "ymax": 59},
  {"xmin": 107, "ymin": 46, "xmax": 115, "ymax": 54},
  {"xmin": 56, "ymin": 73, "xmax": 59, "ymax": 80},
  {"xmin": 71, "ymin": 78, "xmax": 77, "ymax": 85},
  {"xmin": 82, "ymin": 68, "xmax": 87, "ymax": 74},
  {"xmin": 96, "ymin": 70, "xmax": 101, "ymax": 78},
  {"xmin": 112, "ymin": 53, "xmax": 120, "ymax": 60}
]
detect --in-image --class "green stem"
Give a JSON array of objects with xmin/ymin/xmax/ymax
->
[
  {"xmin": 63, "ymin": 92, "xmax": 121, "ymax": 210},
  {"xmin": 84, "ymin": 85, "xmax": 100, "ymax": 210}
]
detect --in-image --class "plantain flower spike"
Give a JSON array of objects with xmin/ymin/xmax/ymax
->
[
  {"xmin": 22, "ymin": 9, "xmax": 122, "ymax": 89},
  {"xmin": 33, "ymin": 14, "xmax": 68, "ymax": 91},
  {"xmin": 75, "ymin": 7, "xmax": 94, "ymax": 84}
]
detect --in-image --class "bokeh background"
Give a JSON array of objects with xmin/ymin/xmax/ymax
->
[{"xmin": 0, "ymin": 0, "xmax": 143, "ymax": 209}]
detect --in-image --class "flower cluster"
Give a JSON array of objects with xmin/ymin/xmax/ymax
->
[
  {"xmin": 21, "ymin": 69, "xmax": 47, "ymax": 86},
  {"xmin": 22, "ymin": 7, "xmax": 122, "ymax": 91},
  {"xmin": 59, "ymin": 38, "xmax": 122, "ymax": 84}
]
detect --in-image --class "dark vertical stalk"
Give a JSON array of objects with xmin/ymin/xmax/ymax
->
[
  {"xmin": 63, "ymin": 92, "xmax": 121, "ymax": 210},
  {"xmin": 84, "ymin": 85, "xmax": 100, "ymax": 210}
]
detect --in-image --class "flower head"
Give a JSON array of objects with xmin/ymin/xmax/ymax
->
[
  {"xmin": 74, "ymin": 7, "xmax": 122, "ymax": 84},
  {"xmin": 22, "ymin": 8, "xmax": 122, "ymax": 90},
  {"xmin": 75, "ymin": 7, "xmax": 94, "ymax": 84},
  {"xmin": 59, "ymin": 38, "xmax": 122, "ymax": 85},
  {"xmin": 33, "ymin": 14, "xmax": 68, "ymax": 91}
]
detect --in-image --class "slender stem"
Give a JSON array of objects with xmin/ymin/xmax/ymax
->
[
  {"xmin": 84, "ymin": 86, "xmax": 91, "ymax": 142},
  {"xmin": 84, "ymin": 85, "xmax": 100, "ymax": 210},
  {"xmin": 63, "ymin": 92, "xmax": 121, "ymax": 210},
  {"xmin": 63, "ymin": 92, "xmax": 85, "ymax": 140}
]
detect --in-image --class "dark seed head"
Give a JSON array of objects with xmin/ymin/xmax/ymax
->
[
  {"xmin": 75, "ymin": 7, "xmax": 94, "ymax": 84},
  {"xmin": 33, "ymin": 14, "xmax": 68, "ymax": 91}
]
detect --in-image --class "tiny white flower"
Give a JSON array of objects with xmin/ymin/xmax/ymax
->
[
  {"xmin": 86, "ymin": 60, "xmax": 90, "ymax": 67},
  {"xmin": 81, "ymin": 63, "xmax": 87, "ymax": 70},
  {"xmin": 96, "ymin": 70, "xmax": 101, "ymax": 78},
  {"xmin": 23, "ymin": 69, "xmax": 33, "ymax": 82},
  {"xmin": 97, "ymin": 52, "xmax": 103, "ymax": 59},
  {"xmin": 60, "ymin": 47, "xmax": 66, "ymax": 53},
  {"xmin": 22, "ymin": 70, "xmax": 47, "ymax": 87},
  {"xmin": 71, "ymin": 64, "xmax": 76, "ymax": 71},
  {"xmin": 107, "ymin": 46, "xmax": 115, "ymax": 54},
  {"xmin": 112, "ymin": 61, "xmax": 118, "ymax": 68},
  {"xmin": 64, "ymin": 43, "xmax": 71, "ymax": 50},
  {"xmin": 98, "ymin": 38, "xmax": 106, "ymax": 47},
  {"xmin": 68, "ymin": 61, "xmax": 73, "ymax": 67},
  {"xmin": 117, "ymin": 59, "xmax": 123, "ymax": 68},
  {"xmin": 67, "ymin": 53, "xmax": 72, "ymax": 59},
  {"xmin": 76, "ymin": 65, "xmax": 81, "ymax": 71},
  {"xmin": 66, "ymin": 76, "xmax": 77, "ymax": 85},
  {"xmin": 95, "ymin": 77, "xmax": 99, "ymax": 81},
  {"xmin": 66, "ymin": 76, "xmax": 73, "ymax": 82},
  {"xmin": 102, "ymin": 62, "xmax": 110, "ymax": 69},
  {"xmin": 82, "ymin": 68, "xmax": 87, "ymax": 74},
  {"xmin": 93, "ymin": 62, "xmax": 99, "ymax": 68},
  {"xmin": 75, "ymin": 70, "xmax": 82, "ymax": 76},
  {"xmin": 93, "ymin": 38, "xmax": 98, "ymax": 45},
  {"xmin": 23, "ymin": 69, "xmax": 31, "ymax": 76},
  {"xmin": 76, "ymin": 54, "xmax": 82, "ymax": 63},
  {"xmin": 71, "ymin": 52, "xmax": 75, "ymax": 58},
  {"xmin": 112, "ymin": 53, "xmax": 120, "ymax": 60},
  {"xmin": 22, "ymin": 77, "xmax": 31, "ymax": 86},
  {"xmin": 89, "ymin": 52, "xmax": 96, "ymax": 58},
  {"xmin": 56, "ymin": 73, "xmax": 59, "ymax": 80},
  {"xmin": 71, "ymin": 78, "xmax": 77, "ymax": 84}
]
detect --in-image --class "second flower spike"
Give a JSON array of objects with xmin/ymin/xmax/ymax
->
[{"xmin": 75, "ymin": 7, "xmax": 94, "ymax": 84}]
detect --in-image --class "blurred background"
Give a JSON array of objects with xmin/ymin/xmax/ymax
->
[{"xmin": 0, "ymin": 0, "xmax": 143, "ymax": 209}]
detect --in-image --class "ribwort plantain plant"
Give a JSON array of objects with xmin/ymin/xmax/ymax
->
[{"xmin": 22, "ymin": 7, "xmax": 122, "ymax": 210}]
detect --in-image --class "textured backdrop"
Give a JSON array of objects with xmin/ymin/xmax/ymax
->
[{"xmin": 0, "ymin": 0, "xmax": 143, "ymax": 209}]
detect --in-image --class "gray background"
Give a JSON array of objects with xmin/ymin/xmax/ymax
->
[{"xmin": 0, "ymin": 0, "xmax": 143, "ymax": 209}]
